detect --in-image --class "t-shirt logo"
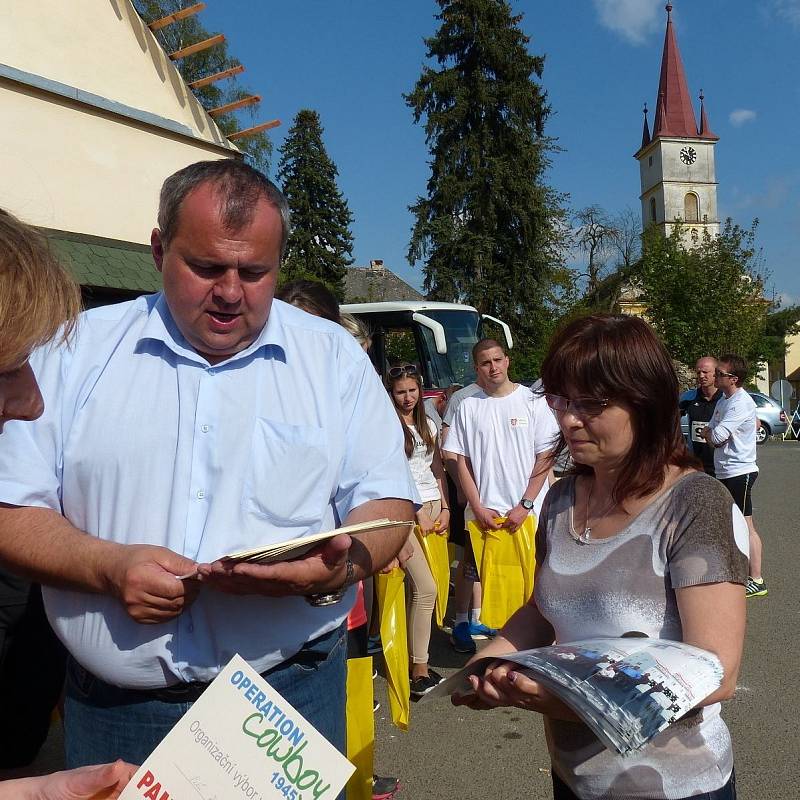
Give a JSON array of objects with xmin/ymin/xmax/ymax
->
[{"xmin": 510, "ymin": 416, "xmax": 529, "ymax": 427}]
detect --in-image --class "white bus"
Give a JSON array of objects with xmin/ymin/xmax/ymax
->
[{"xmin": 340, "ymin": 301, "xmax": 513, "ymax": 391}]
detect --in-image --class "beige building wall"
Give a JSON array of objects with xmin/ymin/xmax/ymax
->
[{"xmin": 0, "ymin": 0, "xmax": 239, "ymax": 245}]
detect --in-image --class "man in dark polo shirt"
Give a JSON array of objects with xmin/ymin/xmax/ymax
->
[{"xmin": 680, "ymin": 355, "xmax": 723, "ymax": 476}]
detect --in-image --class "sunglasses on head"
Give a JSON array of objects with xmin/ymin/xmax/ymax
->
[
  {"xmin": 388, "ymin": 364, "xmax": 418, "ymax": 379},
  {"xmin": 545, "ymin": 393, "xmax": 610, "ymax": 418}
]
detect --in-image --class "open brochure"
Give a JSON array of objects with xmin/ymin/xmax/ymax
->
[
  {"xmin": 220, "ymin": 518, "xmax": 411, "ymax": 564},
  {"xmin": 425, "ymin": 638, "xmax": 723, "ymax": 756}
]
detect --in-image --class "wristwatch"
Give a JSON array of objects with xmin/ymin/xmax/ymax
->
[
  {"xmin": 520, "ymin": 498, "xmax": 535, "ymax": 511},
  {"xmin": 305, "ymin": 558, "xmax": 355, "ymax": 607}
]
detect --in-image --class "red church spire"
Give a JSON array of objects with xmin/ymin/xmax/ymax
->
[
  {"xmin": 698, "ymin": 90, "xmax": 719, "ymax": 140},
  {"xmin": 651, "ymin": 3, "xmax": 699, "ymax": 138}
]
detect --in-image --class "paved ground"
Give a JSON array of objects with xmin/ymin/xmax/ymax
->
[{"xmin": 4, "ymin": 442, "xmax": 799, "ymax": 797}]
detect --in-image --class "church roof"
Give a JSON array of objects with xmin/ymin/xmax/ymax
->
[{"xmin": 651, "ymin": 4, "xmax": 699, "ymax": 138}]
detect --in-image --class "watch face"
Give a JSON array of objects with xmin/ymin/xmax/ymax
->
[{"xmin": 680, "ymin": 146, "xmax": 697, "ymax": 165}]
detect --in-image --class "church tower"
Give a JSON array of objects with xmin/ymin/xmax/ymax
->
[{"xmin": 635, "ymin": 4, "xmax": 720, "ymax": 245}]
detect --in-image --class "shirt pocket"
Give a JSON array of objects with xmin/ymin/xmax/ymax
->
[{"xmin": 243, "ymin": 417, "xmax": 330, "ymax": 525}]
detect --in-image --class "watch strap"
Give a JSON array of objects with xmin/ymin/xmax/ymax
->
[{"xmin": 305, "ymin": 558, "xmax": 355, "ymax": 607}]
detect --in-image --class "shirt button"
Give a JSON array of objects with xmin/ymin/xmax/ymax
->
[
  {"xmin": 197, "ymin": 490, "xmax": 205, "ymax": 500},
  {"xmin": 207, "ymin": 368, "xmax": 216, "ymax": 376},
  {"xmin": 201, "ymin": 425, "xmax": 210, "ymax": 433}
]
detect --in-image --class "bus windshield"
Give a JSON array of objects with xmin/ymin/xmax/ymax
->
[{"xmin": 417, "ymin": 309, "xmax": 481, "ymax": 388}]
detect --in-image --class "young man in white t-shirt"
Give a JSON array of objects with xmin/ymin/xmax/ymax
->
[
  {"xmin": 445, "ymin": 339, "xmax": 558, "ymax": 652},
  {"xmin": 702, "ymin": 354, "xmax": 766, "ymax": 598}
]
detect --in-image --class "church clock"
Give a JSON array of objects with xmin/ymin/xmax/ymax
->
[{"xmin": 679, "ymin": 146, "xmax": 697, "ymax": 165}]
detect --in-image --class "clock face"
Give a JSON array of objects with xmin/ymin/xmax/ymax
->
[{"xmin": 680, "ymin": 146, "xmax": 697, "ymax": 165}]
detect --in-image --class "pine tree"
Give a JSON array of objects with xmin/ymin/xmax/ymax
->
[
  {"xmin": 276, "ymin": 110, "xmax": 354, "ymax": 299},
  {"xmin": 406, "ymin": 0, "xmax": 571, "ymax": 374}
]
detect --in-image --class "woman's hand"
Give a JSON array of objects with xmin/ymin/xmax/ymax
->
[
  {"xmin": 434, "ymin": 507, "xmax": 450, "ymax": 534},
  {"xmin": 380, "ymin": 535, "xmax": 414, "ymax": 573},
  {"xmin": 0, "ymin": 761, "xmax": 138, "ymax": 800},
  {"xmin": 452, "ymin": 660, "xmax": 577, "ymax": 720},
  {"xmin": 416, "ymin": 509, "xmax": 436, "ymax": 536}
]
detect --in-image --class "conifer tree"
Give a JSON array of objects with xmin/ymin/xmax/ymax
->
[
  {"xmin": 406, "ymin": 0, "xmax": 571, "ymax": 374},
  {"xmin": 276, "ymin": 110, "xmax": 354, "ymax": 299}
]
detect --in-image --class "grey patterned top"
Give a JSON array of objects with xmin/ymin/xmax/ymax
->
[{"xmin": 534, "ymin": 472, "xmax": 749, "ymax": 799}]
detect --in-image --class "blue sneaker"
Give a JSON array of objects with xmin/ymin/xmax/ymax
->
[
  {"xmin": 468, "ymin": 620, "xmax": 498, "ymax": 640},
  {"xmin": 450, "ymin": 621, "xmax": 477, "ymax": 654}
]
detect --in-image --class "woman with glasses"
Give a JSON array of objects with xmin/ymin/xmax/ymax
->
[
  {"xmin": 0, "ymin": 208, "xmax": 136, "ymax": 798},
  {"xmin": 386, "ymin": 363, "xmax": 449, "ymax": 697},
  {"xmin": 453, "ymin": 314, "xmax": 748, "ymax": 800}
]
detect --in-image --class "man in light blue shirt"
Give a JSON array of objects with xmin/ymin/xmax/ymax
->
[{"xmin": 0, "ymin": 160, "xmax": 416, "ymax": 767}]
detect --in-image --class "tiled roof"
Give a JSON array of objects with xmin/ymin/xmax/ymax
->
[
  {"xmin": 344, "ymin": 263, "xmax": 424, "ymax": 303},
  {"xmin": 45, "ymin": 229, "xmax": 161, "ymax": 293}
]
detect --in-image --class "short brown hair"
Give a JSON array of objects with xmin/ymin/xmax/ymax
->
[
  {"xmin": 472, "ymin": 338, "xmax": 506, "ymax": 364},
  {"xmin": 0, "ymin": 209, "xmax": 81, "ymax": 369},
  {"xmin": 157, "ymin": 160, "xmax": 290, "ymax": 259},
  {"xmin": 541, "ymin": 314, "xmax": 698, "ymax": 503},
  {"xmin": 717, "ymin": 354, "xmax": 747, "ymax": 386}
]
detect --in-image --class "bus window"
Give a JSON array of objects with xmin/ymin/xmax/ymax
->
[{"xmin": 384, "ymin": 328, "xmax": 417, "ymax": 368}]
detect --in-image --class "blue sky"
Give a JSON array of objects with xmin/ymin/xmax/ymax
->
[{"xmin": 201, "ymin": 0, "xmax": 799, "ymax": 307}]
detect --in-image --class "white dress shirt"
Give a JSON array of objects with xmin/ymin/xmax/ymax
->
[{"xmin": 0, "ymin": 294, "xmax": 417, "ymax": 688}]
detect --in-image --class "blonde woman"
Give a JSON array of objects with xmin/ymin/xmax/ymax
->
[{"xmin": 0, "ymin": 208, "xmax": 135, "ymax": 799}]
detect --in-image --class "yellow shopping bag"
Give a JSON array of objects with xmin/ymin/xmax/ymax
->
[
  {"xmin": 414, "ymin": 524, "xmax": 450, "ymax": 629},
  {"xmin": 468, "ymin": 515, "xmax": 536, "ymax": 630},
  {"xmin": 374, "ymin": 568, "xmax": 410, "ymax": 731},
  {"xmin": 346, "ymin": 656, "xmax": 375, "ymax": 800}
]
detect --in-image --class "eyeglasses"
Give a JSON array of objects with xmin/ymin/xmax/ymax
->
[
  {"xmin": 714, "ymin": 369, "xmax": 736, "ymax": 379},
  {"xmin": 545, "ymin": 394, "xmax": 610, "ymax": 418},
  {"xmin": 387, "ymin": 364, "xmax": 418, "ymax": 379}
]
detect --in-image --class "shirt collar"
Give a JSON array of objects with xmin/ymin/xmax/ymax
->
[{"xmin": 136, "ymin": 292, "xmax": 287, "ymax": 367}]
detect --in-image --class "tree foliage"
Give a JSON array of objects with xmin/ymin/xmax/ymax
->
[
  {"xmin": 276, "ymin": 109, "xmax": 354, "ymax": 299},
  {"xmin": 405, "ymin": 0, "xmax": 572, "ymax": 376},
  {"xmin": 637, "ymin": 220, "xmax": 770, "ymax": 372},
  {"xmin": 133, "ymin": 0, "xmax": 272, "ymax": 172}
]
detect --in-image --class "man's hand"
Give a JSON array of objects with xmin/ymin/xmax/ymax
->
[
  {"xmin": 472, "ymin": 506, "xmax": 502, "ymax": 531},
  {"xmin": 106, "ymin": 545, "xmax": 200, "ymax": 624},
  {"xmin": 503, "ymin": 504, "xmax": 528, "ymax": 533},
  {"xmin": 198, "ymin": 534, "xmax": 351, "ymax": 597},
  {"xmin": 0, "ymin": 760, "xmax": 138, "ymax": 800},
  {"xmin": 700, "ymin": 425, "xmax": 713, "ymax": 444}
]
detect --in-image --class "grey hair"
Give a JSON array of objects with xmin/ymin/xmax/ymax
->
[{"xmin": 157, "ymin": 160, "xmax": 291, "ymax": 259}]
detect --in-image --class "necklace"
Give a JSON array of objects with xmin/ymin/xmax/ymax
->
[{"xmin": 577, "ymin": 478, "xmax": 618, "ymax": 542}]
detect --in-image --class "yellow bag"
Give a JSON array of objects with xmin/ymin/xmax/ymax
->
[
  {"xmin": 414, "ymin": 525, "xmax": 450, "ymax": 628},
  {"xmin": 468, "ymin": 515, "xmax": 536, "ymax": 630},
  {"xmin": 375, "ymin": 568, "xmax": 410, "ymax": 731},
  {"xmin": 345, "ymin": 656, "xmax": 375, "ymax": 800}
]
